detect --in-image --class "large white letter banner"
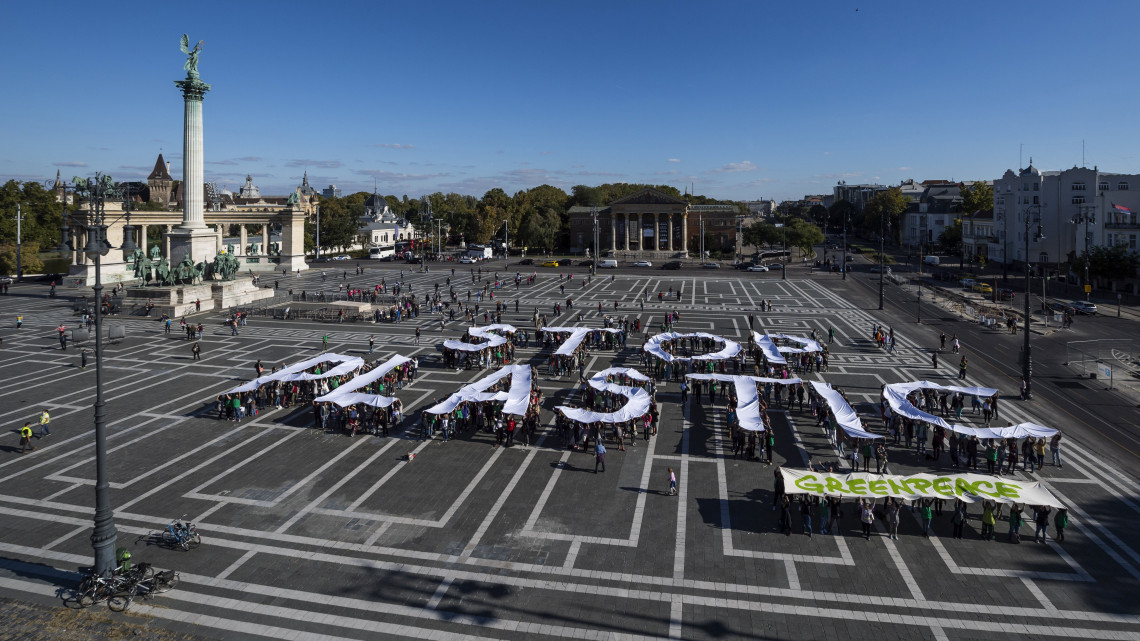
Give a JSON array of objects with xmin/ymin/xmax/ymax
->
[{"xmin": 780, "ymin": 468, "xmax": 1065, "ymax": 508}]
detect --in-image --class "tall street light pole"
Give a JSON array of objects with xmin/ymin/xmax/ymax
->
[
  {"xmin": 591, "ymin": 206, "xmax": 598, "ymax": 276},
  {"xmin": 879, "ymin": 212, "xmax": 885, "ymax": 309},
  {"xmin": 1023, "ymin": 204, "xmax": 1043, "ymax": 400},
  {"xmin": 15, "ymin": 203, "xmax": 23, "ymax": 282},
  {"xmin": 842, "ymin": 214, "xmax": 847, "ymax": 280},
  {"xmin": 73, "ymin": 174, "xmax": 120, "ymax": 575},
  {"xmin": 781, "ymin": 214, "xmax": 787, "ymax": 280},
  {"xmin": 1074, "ymin": 204, "xmax": 1095, "ymax": 302}
]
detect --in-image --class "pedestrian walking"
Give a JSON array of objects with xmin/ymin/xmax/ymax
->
[
  {"xmin": 81, "ymin": 348, "xmax": 88, "ymax": 369},
  {"xmin": 192, "ymin": 342, "xmax": 201, "ymax": 360},
  {"xmin": 16, "ymin": 315, "xmax": 23, "ymax": 329},
  {"xmin": 19, "ymin": 422, "xmax": 35, "ymax": 453},
  {"xmin": 594, "ymin": 442, "xmax": 606, "ymax": 473},
  {"xmin": 38, "ymin": 409, "xmax": 50, "ymax": 438},
  {"xmin": 958, "ymin": 356, "xmax": 968, "ymax": 380},
  {"xmin": 939, "ymin": 331, "xmax": 946, "ymax": 350},
  {"xmin": 369, "ymin": 335, "xmax": 375, "ymax": 353},
  {"xmin": 667, "ymin": 468, "xmax": 677, "ymax": 495}
]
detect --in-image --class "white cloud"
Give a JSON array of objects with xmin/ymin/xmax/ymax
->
[
  {"xmin": 667, "ymin": 158, "xmax": 681, "ymax": 163},
  {"xmin": 372, "ymin": 143, "xmax": 414, "ymax": 149},
  {"xmin": 706, "ymin": 161, "xmax": 760, "ymax": 174},
  {"xmin": 54, "ymin": 161, "xmax": 87, "ymax": 167}
]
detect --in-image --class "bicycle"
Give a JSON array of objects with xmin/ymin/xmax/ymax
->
[
  {"xmin": 109, "ymin": 565, "xmax": 180, "ymax": 612},
  {"xmin": 73, "ymin": 563, "xmax": 153, "ymax": 609},
  {"xmin": 160, "ymin": 516, "xmax": 201, "ymax": 551}
]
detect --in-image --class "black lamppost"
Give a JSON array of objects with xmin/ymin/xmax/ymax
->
[
  {"xmin": 1073, "ymin": 204, "xmax": 1095, "ymax": 302},
  {"xmin": 1023, "ymin": 204, "xmax": 1043, "ymax": 400},
  {"xmin": 878, "ymin": 213, "xmax": 885, "ymax": 309},
  {"xmin": 71, "ymin": 173, "xmax": 120, "ymax": 575},
  {"xmin": 841, "ymin": 214, "xmax": 848, "ymax": 281}
]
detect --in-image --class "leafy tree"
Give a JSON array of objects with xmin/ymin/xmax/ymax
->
[
  {"xmin": 785, "ymin": 219, "xmax": 824, "ymax": 257},
  {"xmin": 0, "ymin": 180, "xmax": 67, "ymax": 248},
  {"xmin": 863, "ymin": 187, "xmax": 909, "ymax": 243},
  {"xmin": 0, "ymin": 242, "xmax": 45, "ymax": 275},
  {"xmin": 1074, "ymin": 245, "xmax": 1140, "ymax": 280},
  {"xmin": 827, "ymin": 199, "xmax": 855, "ymax": 235},
  {"xmin": 743, "ymin": 222, "xmax": 780, "ymax": 248},
  {"xmin": 959, "ymin": 181, "xmax": 994, "ymax": 215},
  {"xmin": 938, "ymin": 218, "xmax": 963, "ymax": 254}
]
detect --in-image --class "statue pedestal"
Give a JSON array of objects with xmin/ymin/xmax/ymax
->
[
  {"xmin": 212, "ymin": 279, "xmax": 276, "ymax": 310},
  {"xmin": 123, "ymin": 283, "xmax": 216, "ymax": 318},
  {"xmin": 167, "ymin": 227, "xmax": 217, "ymax": 266}
]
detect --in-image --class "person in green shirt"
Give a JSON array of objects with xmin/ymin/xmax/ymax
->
[
  {"xmin": 1008, "ymin": 503, "xmax": 1023, "ymax": 543},
  {"xmin": 980, "ymin": 500, "xmax": 996, "ymax": 540},
  {"xmin": 920, "ymin": 499, "xmax": 934, "ymax": 537},
  {"xmin": 1054, "ymin": 508, "xmax": 1068, "ymax": 543}
]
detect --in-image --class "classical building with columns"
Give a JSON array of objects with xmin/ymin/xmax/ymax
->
[{"xmin": 567, "ymin": 188, "xmax": 738, "ymax": 259}]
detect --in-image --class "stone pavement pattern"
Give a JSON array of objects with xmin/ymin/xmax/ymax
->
[{"xmin": 0, "ymin": 266, "xmax": 1138, "ymax": 640}]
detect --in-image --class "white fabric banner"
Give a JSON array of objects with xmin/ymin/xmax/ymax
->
[
  {"xmin": 751, "ymin": 332, "xmax": 787, "ymax": 365},
  {"xmin": 442, "ymin": 324, "xmax": 517, "ymax": 352},
  {"xmin": 810, "ymin": 381, "xmax": 882, "ymax": 440},
  {"xmin": 315, "ymin": 354, "xmax": 412, "ymax": 408},
  {"xmin": 780, "ymin": 468, "xmax": 1065, "ymax": 508},
  {"xmin": 541, "ymin": 326, "xmax": 624, "ymax": 356},
  {"xmin": 766, "ymin": 333, "xmax": 824, "ymax": 354},
  {"xmin": 226, "ymin": 353, "xmax": 364, "ymax": 394},
  {"xmin": 686, "ymin": 374, "xmax": 803, "ymax": 432},
  {"xmin": 425, "ymin": 364, "xmax": 533, "ymax": 416},
  {"xmin": 644, "ymin": 332, "xmax": 742, "ymax": 363},
  {"xmin": 556, "ymin": 366, "xmax": 653, "ymax": 424},
  {"xmin": 949, "ymin": 422, "xmax": 1059, "ymax": 440},
  {"xmin": 883, "ymin": 381, "xmax": 999, "ymax": 429}
]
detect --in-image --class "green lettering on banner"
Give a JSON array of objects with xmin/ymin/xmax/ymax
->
[
  {"xmin": 932, "ymin": 478, "xmax": 954, "ymax": 497},
  {"xmin": 886, "ymin": 479, "xmax": 910, "ymax": 495},
  {"xmin": 909, "ymin": 479, "xmax": 933, "ymax": 493},
  {"xmin": 867, "ymin": 480, "xmax": 888, "ymax": 496},
  {"xmin": 972, "ymin": 480, "xmax": 997, "ymax": 497},
  {"xmin": 954, "ymin": 478, "xmax": 972, "ymax": 497},
  {"xmin": 825, "ymin": 477, "xmax": 846, "ymax": 494},
  {"xmin": 794, "ymin": 474, "xmax": 824, "ymax": 494},
  {"xmin": 994, "ymin": 482, "xmax": 1022, "ymax": 499},
  {"xmin": 847, "ymin": 479, "xmax": 867, "ymax": 495}
]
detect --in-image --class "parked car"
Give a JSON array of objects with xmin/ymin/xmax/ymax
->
[
  {"xmin": 997, "ymin": 288, "xmax": 1015, "ymax": 301},
  {"xmin": 747, "ymin": 264, "xmax": 769, "ymax": 272},
  {"xmin": 631, "ymin": 260, "xmax": 653, "ymax": 267},
  {"xmin": 332, "ymin": 255, "xmax": 350, "ymax": 261},
  {"xmin": 459, "ymin": 256, "xmax": 477, "ymax": 264},
  {"xmin": 0, "ymin": 275, "xmax": 12, "ymax": 284},
  {"xmin": 598, "ymin": 259, "xmax": 618, "ymax": 268},
  {"xmin": 517, "ymin": 258, "xmax": 534, "ymax": 266},
  {"xmin": 959, "ymin": 278, "xmax": 977, "ymax": 289},
  {"xmin": 972, "ymin": 283, "xmax": 993, "ymax": 295},
  {"xmin": 869, "ymin": 266, "xmax": 884, "ymax": 273},
  {"xmin": 662, "ymin": 261, "xmax": 683, "ymax": 270},
  {"xmin": 767, "ymin": 262, "xmax": 784, "ymax": 270},
  {"xmin": 733, "ymin": 262, "xmax": 753, "ymax": 270},
  {"xmin": 1069, "ymin": 300, "xmax": 1098, "ymax": 315},
  {"xmin": 541, "ymin": 260, "xmax": 560, "ymax": 268},
  {"xmin": 699, "ymin": 262, "xmax": 720, "ymax": 269}
]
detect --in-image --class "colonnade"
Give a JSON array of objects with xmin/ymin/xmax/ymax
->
[{"xmin": 606, "ymin": 211, "xmax": 688, "ymax": 253}]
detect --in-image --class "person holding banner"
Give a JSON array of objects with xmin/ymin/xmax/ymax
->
[
  {"xmin": 951, "ymin": 499, "xmax": 967, "ymax": 539},
  {"xmin": 885, "ymin": 498, "xmax": 900, "ymax": 540},
  {"xmin": 1034, "ymin": 505, "xmax": 1052, "ymax": 543},
  {"xmin": 980, "ymin": 500, "xmax": 996, "ymax": 540},
  {"xmin": 859, "ymin": 500, "xmax": 875, "ymax": 539},
  {"xmin": 1008, "ymin": 504, "xmax": 1023, "ymax": 543}
]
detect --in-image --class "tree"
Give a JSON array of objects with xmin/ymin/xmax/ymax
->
[
  {"xmin": 785, "ymin": 219, "xmax": 824, "ymax": 257},
  {"xmin": 959, "ymin": 181, "xmax": 994, "ymax": 216},
  {"xmin": 0, "ymin": 242, "xmax": 44, "ymax": 275},
  {"xmin": 1075, "ymin": 245, "xmax": 1140, "ymax": 281},
  {"xmin": 0, "ymin": 180, "xmax": 67, "ymax": 248},
  {"xmin": 742, "ymin": 222, "xmax": 780, "ymax": 248},
  {"xmin": 863, "ymin": 187, "xmax": 909, "ymax": 243},
  {"xmin": 938, "ymin": 218, "xmax": 963, "ymax": 255},
  {"xmin": 827, "ymin": 199, "xmax": 855, "ymax": 235}
]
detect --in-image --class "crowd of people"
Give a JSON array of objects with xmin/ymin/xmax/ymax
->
[{"xmin": 419, "ymin": 365, "xmax": 542, "ymax": 446}]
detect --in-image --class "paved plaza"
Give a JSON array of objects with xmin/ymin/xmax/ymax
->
[{"xmin": 1, "ymin": 266, "xmax": 1138, "ymax": 641}]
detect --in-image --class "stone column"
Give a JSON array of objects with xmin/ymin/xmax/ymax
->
[
  {"xmin": 169, "ymin": 70, "xmax": 216, "ymax": 266},
  {"xmin": 261, "ymin": 225, "xmax": 269, "ymax": 255},
  {"xmin": 653, "ymin": 213, "xmax": 660, "ymax": 251},
  {"xmin": 609, "ymin": 215, "xmax": 617, "ymax": 252},
  {"xmin": 69, "ymin": 227, "xmax": 79, "ymax": 266},
  {"xmin": 681, "ymin": 213, "xmax": 689, "ymax": 256},
  {"xmin": 623, "ymin": 213, "xmax": 630, "ymax": 251},
  {"xmin": 163, "ymin": 225, "xmax": 172, "ymax": 258},
  {"xmin": 75, "ymin": 228, "xmax": 86, "ymax": 265},
  {"xmin": 667, "ymin": 213, "xmax": 674, "ymax": 252},
  {"xmin": 215, "ymin": 224, "xmax": 224, "ymax": 255},
  {"xmin": 239, "ymin": 226, "xmax": 248, "ymax": 255}
]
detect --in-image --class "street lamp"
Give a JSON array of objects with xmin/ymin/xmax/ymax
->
[
  {"xmin": 781, "ymin": 214, "xmax": 787, "ymax": 280},
  {"xmin": 1073, "ymin": 204, "xmax": 1095, "ymax": 302},
  {"xmin": 841, "ymin": 213, "xmax": 847, "ymax": 280},
  {"xmin": 70, "ymin": 173, "xmax": 120, "ymax": 576},
  {"xmin": 502, "ymin": 219, "xmax": 509, "ymax": 262},
  {"xmin": 591, "ymin": 206, "xmax": 599, "ymax": 276},
  {"xmin": 1023, "ymin": 204, "xmax": 1044, "ymax": 400},
  {"xmin": 878, "ymin": 212, "xmax": 885, "ymax": 309}
]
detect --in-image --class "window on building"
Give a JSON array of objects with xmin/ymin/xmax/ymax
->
[
  {"xmin": 1072, "ymin": 182, "xmax": 1086, "ymax": 191},
  {"xmin": 1099, "ymin": 181, "xmax": 1110, "ymax": 191},
  {"xmin": 1033, "ymin": 183, "xmax": 1039, "ymax": 191},
  {"xmin": 1072, "ymin": 196, "xmax": 1085, "ymax": 205},
  {"xmin": 1119, "ymin": 182, "xmax": 1130, "ymax": 191},
  {"xmin": 1039, "ymin": 252, "xmax": 1049, "ymax": 263},
  {"xmin": 1131, "ymin": 234, "xmax": 1138, "ymax": 250},
  {"xmin": 1033, "ymin": 196, "xmax": 1039, "ymax": 204}
]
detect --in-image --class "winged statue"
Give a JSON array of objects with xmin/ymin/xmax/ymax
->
[{"xmin": 180, "ymin": 34, "xmax": 204, "ymax": 74}]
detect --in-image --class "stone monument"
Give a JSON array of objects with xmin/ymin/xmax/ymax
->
[{"xmin": 167, "ymin": 35, "xmax": 216, "ymax": 267}]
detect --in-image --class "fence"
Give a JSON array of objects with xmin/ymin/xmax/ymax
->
[{"xmin": 1064, "ymin": 339, "xmax": 1137, "ymax": 390}]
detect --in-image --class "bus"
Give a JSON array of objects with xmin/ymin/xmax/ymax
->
[
  {"xmin": 466, "ymin": 244, "xmax": 493, "ymax": 259},
  {"xmin": 368, "ymin": 245, "xmax": 396, "ymax": 260}
]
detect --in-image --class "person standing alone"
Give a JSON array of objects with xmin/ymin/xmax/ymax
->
[{"xmin": 38, "ymin": 409, "xmax": 50, "ymax": 438}]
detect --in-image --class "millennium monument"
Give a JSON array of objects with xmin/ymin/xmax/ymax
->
[{"xmin": 167, "ymin": 35, "xmax": 217, "ymax": 268}]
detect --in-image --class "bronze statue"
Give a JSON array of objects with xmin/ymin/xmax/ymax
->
[{"xmin": 180, "ymin": 35, "xmax": 204, "ymax": 75}]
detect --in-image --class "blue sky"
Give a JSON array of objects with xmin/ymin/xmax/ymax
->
[{"xmin": 3, "ymin": 0, "xmax": 1139, "ymax": 202}]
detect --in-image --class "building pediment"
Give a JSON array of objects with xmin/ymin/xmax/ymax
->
[{"xmin": 609, "ymin": 188, "xmax": 687, "ymax": 206}]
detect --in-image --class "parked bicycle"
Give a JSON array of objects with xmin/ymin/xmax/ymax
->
[{"xmin": 160, "ymin": 516, "xmax": 201, "ymax": 551}]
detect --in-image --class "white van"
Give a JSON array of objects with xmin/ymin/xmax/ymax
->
[
  {"xmin": 923, "ymin": 255, "xmax": 940, "ymax": 266},
  {"xmin": 598, "ymin": 259, "xmax": 618, "ymax": 269}
]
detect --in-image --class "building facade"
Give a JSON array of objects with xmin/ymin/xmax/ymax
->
[
  {"xmin": 992, "ymin": 163, "xmax": 1140, "ymax": 268},
  {"xmin": 567, "ymin": 188, "xmax": 737, "ymax": 259}
]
